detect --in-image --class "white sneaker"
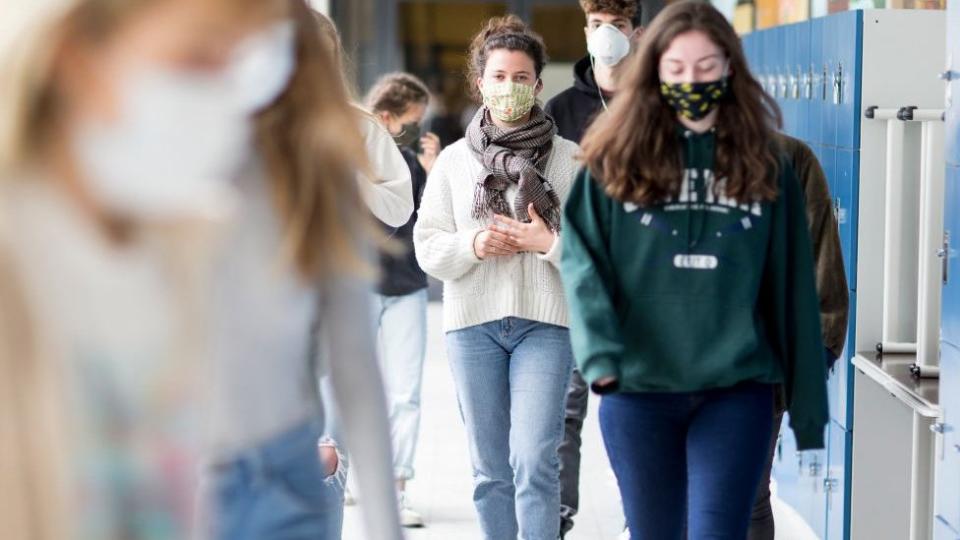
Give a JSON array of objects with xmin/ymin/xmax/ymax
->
[
  {"xmin": 617, "ymin": 526, "xmax": 631, "ymax": 540},
  {"xmin": 398, "ymin": 492, "xmax": 425, "ymax": 528}
]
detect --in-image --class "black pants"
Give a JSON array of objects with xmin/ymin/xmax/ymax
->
[{"xmin": 558, "ymin": 369, "xmax": 590, "ymax": 536}]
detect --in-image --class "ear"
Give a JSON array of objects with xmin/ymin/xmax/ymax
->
[
  {"xmin": 534, "ymin": 78, "xmax": 544, "ymax": 97},
  {"xmin": 630, "ymin": 26, "xmax": 645, "ymax": 43},
  {"xmin": 584, "ymin": 26, "xmax": 590, "ymax": 41},
  {"xmin": 476, "ymin": 77, "xmax": 484, "ymax": 94}
]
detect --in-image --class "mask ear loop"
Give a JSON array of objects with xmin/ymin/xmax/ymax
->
[{"xmin": 589, "ymin": 54, "xmax": 610, "ymax": 111}]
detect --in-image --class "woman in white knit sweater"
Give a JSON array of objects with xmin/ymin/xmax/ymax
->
[{"xmin": 413, "ymin": 15, "xmax": 578, "ymax": 540}]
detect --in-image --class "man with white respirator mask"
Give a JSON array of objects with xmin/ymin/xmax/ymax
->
[
  {"xmin": 546, "ymin": 0, "xmax": 642, "ymax": 144},
  {"xmin": 543, "ymin": 2, "xmax": 642, "ymax": 538}
]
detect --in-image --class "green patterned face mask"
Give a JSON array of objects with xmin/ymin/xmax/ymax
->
[
  {"xmin": 482, "ymin": 80, "xmax": 537, "ymax": 122},
  {"xmin": 660, "ymin": 78, "xmax": 729, "ymax": 121}
]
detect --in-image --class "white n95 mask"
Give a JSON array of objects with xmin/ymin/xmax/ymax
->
[{"xmin": 587, "ymin": 23, "xmax": 631, "ymax": 67}]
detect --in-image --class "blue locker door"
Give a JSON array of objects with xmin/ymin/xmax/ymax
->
[
  {"xmin": 822, "ymin": 14, "xmax": 838, "ymax": 148},
  {"xmin": 744, "ymin": 33, "xmax": 758, "ymax": 75},
  {"xmin": 772, "ymin": 414, "xmax": 802, "ymax": 515},
  {"xmin": 783, "ymin": 24, "xmax": 797, "ymax": 137},
  {"xmin": 934, "ymin": 518, "xmax": 960, "ymax": 540},
  {"xmin": 809, "ymin": 17, "xmax": 825, "ymax": 146},
  {"xmin": 763, "ymin": 28, "xmax": 777, "ymax": 102},
  {"xmin": 835, "ymin": 148, "xmax": 858, "ymax": 291},
  {"xmin": 938, "ymin": 163, "xmax": 960, "ymax": 534},
  {"xmin": 771, "ymin": 26, "xmax": 787, "ymax": 125},
  {"xmin": 944, "ymin": 165, "xmax": 960, "ymax": 346},
  {"xmin": 795, "ymin": 21, "xmax": 811, "ymax": 143},
  {"xmin": 835, "ymin": 10, "xmax": 862, "ymax": 150},
  {"xmin": 825, "ymin": 421, "xmax": 852, "ymax": 540},
  {"xmin": 936, "ymin": 341, "xmax": 960, "ymax": 534},
  {"xmin": 830, "ymin": 290, "xmax": 856, "ymax": 431},
  {"xmin": 773, "ymin": 414, "xmax": 828, "ymax": 539}
]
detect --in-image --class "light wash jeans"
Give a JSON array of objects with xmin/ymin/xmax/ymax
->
[
  {"xmin": 373, "ymin": 289, "xmax": 428, "ymax": 481},
  {"xmin": 445, "ymin": 317, "xmax": 574, "ymax": 540},
  {"xmin": 209, "ymin": 421, "xmax": 345, "ymax": 540}
]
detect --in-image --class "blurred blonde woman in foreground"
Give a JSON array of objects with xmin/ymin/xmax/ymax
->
[{"xmin": 0, "ymin": 0, "xmax": 290, "ymax": 538}]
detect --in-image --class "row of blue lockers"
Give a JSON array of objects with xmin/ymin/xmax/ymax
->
[
  {"xmin": 741, "ymin": 10, "xmax": 862, "ymax": 150},
  {"xmin": 742, "ymin": 11, "xmax": 866, "ymax": 540}
]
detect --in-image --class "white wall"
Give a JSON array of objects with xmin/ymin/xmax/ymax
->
[{"xmin": 540, "ymin": 63, "xmax": 576, "ymax": 105}]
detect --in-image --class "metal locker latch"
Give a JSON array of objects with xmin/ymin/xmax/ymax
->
[
  {"xmin": 930, "ymin": 422, "xmax": 951, "ymax": 434},
  {"xmin": 824, "ymin": 478, "xmax": 839, "ymax": 492},
  {"xmin": 833, "ymin": 63, "xmax": 843, "ymax": 105},
  {"xmin": 791, "ymin": 68, "xmax": 801, "ymax": 99},
  {"xmin": 939, "ymin": 231, "xmax": 951, "ymax": 284},
  {"xmin": 803, "ymin": 69, "xmax": 813, "ymax": 100},
  {"xmin": 809, "ymin": 461, "xmax": 822, "ymax": 476},
  {"xmin": 779, "ymin": 73, "xmax": 788, "ymax": 99},
  {"xmin": 822, "ymin": 64, "xmax": 829, "ymax": 101}
]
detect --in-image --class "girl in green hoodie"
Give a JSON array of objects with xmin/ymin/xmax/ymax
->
[{"xmin": 561, "ymin": 2, "xmax": 828, "ymax": 538}]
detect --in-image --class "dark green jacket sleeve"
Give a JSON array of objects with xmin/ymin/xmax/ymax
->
[
  {"xmin": 781, "ymin": 135, "xmax": 850, "ymax": 360},
  {"xmin": 560, "ymin": 169, "xmax": 624, "ymax": 394},
  {"xmin": 766, "ymin": 162, "xmax": 830, "ymax": 450}
]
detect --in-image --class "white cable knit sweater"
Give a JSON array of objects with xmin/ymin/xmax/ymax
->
[{"xmin": 414, "ymin": 136, "xmax": 580, "ymax": 332}]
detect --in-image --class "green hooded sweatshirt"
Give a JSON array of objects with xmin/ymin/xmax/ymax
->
[{"xmin": 560, "ymin": 128, "xmax": 829, "ymax": 450}]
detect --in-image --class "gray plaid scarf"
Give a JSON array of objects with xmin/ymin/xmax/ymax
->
[{"xmin": 465, "ymin": 106, "xmax": 562, "ymax": 232}]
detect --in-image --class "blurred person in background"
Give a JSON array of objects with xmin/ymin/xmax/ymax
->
[
  {"xmin": 312, "ymin": 11, "xmax": 413, "ymax": 229},
  {"xmin": 363, "ymin": 71, "xmax": 441, "ymax": 528},
  {"xmin": 0, "ymin": 0, "xmax": 288, "ymax": 538},
  {"xmin": 203, "ymin": 1, "xmax": 404, "ymax": 539}
]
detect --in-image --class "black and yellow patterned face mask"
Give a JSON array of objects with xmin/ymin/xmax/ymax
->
[{"xmin": 659, "ymin": 78, "xmax": 729, "ymax": 121}]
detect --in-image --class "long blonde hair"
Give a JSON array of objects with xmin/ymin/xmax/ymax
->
[{"xmin": 255, "ymin": 0, "xmax": 373, "ymax": 280}]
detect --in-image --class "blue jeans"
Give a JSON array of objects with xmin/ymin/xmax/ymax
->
[
  {"xmin": 446, "ymin": 318, "xmax": 574, "ymax": 540},
  {"xmin": 210, "ymin": 422, "xmax": 345, "ymax": 540},
  {"xmin": 599, "ymin": 383, "xmax": 774, "ymax": 540},
  {"xmin": 373, "ymin": 289, "xmax": 428, "ymax": 481}
]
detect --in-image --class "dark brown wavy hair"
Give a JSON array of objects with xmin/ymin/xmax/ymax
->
[
  {"xmin": 467, "ymin": 15, "xmax": 548, "ymax": 102},
  {"xmin": 580, "ymin": 0, "xmax": 782, "ymax": 206}
]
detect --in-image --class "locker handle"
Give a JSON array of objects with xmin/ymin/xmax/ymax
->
[
  {"xmin": 930, "ymin": 422, "xmax": 953, "ymax": 434},
  {"xmin": 823, "ymin": 477, "xmax": 839, "ymax": 492},
  {"xmin": 939, "ymin": 70, "xmax": 957, "ymax": 81},
  {"xmin": 822, "ymin": 64, "xmax": 829, "ymax": 101},
  {"xmin": 833, "ymin": 63, "xmax": 843, "ymax": 105},
  {"xmin": 940, "ymin": 231, "xmax": 951, "ymax": 285}
]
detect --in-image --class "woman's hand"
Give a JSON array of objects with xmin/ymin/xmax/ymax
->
[
  {"xmin": 473, "ymin": 229, "xmax": 520, "ymax": 259},
  {"xmin": 417, "ymin": 132, "xmax": 442, "ymax": 174},
  {"xmin": 492, "ymin": 204, "xmax": 557, "ymax": 254},
  {"xmin": 592, "ymin": 376, "xmax": 618, "ymax": 393}
]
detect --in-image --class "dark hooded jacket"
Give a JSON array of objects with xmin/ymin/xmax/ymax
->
[{"xmin": 544, "ymin": 56, "xmax": 612, "ymax": 144}]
